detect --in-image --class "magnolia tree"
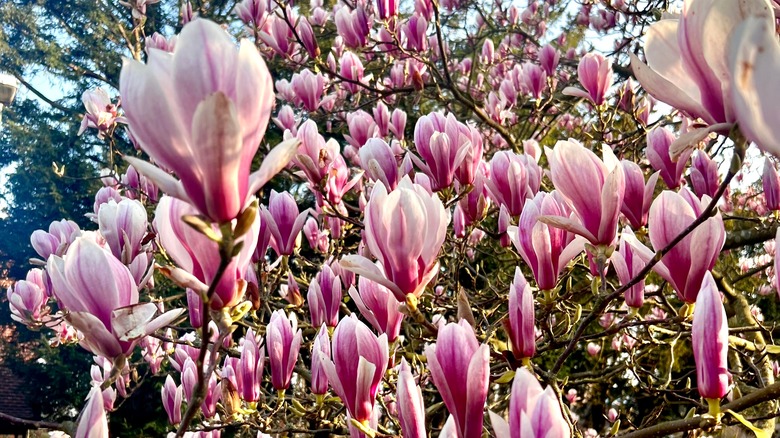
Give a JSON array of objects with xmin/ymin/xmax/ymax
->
[{"xmin": 8, "ymin": 0, "xmax": 780, "ymax": 436}]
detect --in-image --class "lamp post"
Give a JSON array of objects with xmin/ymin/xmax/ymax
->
[{"xmin": 0, "ymin": 73, "xmax": 20, "ymax": 125}]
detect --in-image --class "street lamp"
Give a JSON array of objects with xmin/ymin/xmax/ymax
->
[{"xmin": 0, "ymin": 73, "xmax": 20, "ymax": 125}]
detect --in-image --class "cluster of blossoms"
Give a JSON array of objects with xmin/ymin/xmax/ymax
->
[{"xmin": 9, "ymin": 0, "xmax": 780, "ymax": 436}]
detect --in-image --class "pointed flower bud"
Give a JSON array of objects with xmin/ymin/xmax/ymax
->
[
  {"xmin": 396, "ymin": 358, "xmax": 426, "ymax": 438},
  {"xmin": 692, "ymin": 272, "xmax": 731, "ymax": 400},
  {"xmin": 690, "ymin": 151, "xmax": 720, "ymax": 199},
  {"xmin": 505, "ymin": 268, "xmax": 536, "ymax": 359},
  {"xmin": 237, "ymin": 328, "xmax": 265, "ymax": 402},
  {"xmin": 610, "ymin": 228, "xmax": 647, "ymax": 308},
  {"xmin": 262, "ymin": 190, "xmax": 308, "ymax": 257},
  {"xmin": 161, "ymin": 375, "xmax": 183, "ymax": 425},
  {"xmin": 308, "ymin": 264, "xmax": 342, "ymax": 328},
  {"xmin": 311, "ymin": 325, "xmax": 330, "ymax": 395},
  {"xmin": 764, "ymin": 158, "xmax": 780, "ymax": 211},
  {"xmin": 75, "ymin": 386, "xmax": 109, "ymax": 438},
  {"xmin": 266, "ymin": 310, "xmax": 302, "ymax": 391}
]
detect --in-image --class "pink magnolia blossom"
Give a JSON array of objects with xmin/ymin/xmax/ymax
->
[
  {"xmin": 76, "ymin": 385, "xmax": 109, "ymax": 438},
  {"xmin": 631, "ymin": 0, "xmax": 771, "ymax": 128},
  {"xmin": 505, "ymin": 267, "xmax": 536, "ymax": 359},
  {"xmin": 307, "ymin": 264, "xmax": 342, "ymax": 328},
  {"xmin": 78, "ymin": 88, "xmax": 121, "ymax": 138},
  {"xmin": 48, "ymin": 237, "xmax": 182, "ymax": 359},
  {"xmin": 321, "ymin": 314, "xmax": 389, "ymax": 424},
  {"xmin": 646, "ymin": 127, "xmax": 691, "ymax": 189},
  {"xmin": 261, "ymin": 190, "xmax": 308, "ymax": 257},
  {"xmin": 412, "ymin": 112, "xmax": 479, "ymax": 191},
  {"xmin": 489, "ymin": 367, "xmax": 570, "ymax": 438},
  {"xmin": 30, "ymin": 219, "xmax": 81, "ymax": 262},
  {"xmin": 563, "ymin": 53, "xmax": 613, "ymax": 106},
  {"xmin": 348, "ymin": 276, "xmax": 405, "ymax": 342},
  {"xmin": 690, "ymin": 151, "xmax": 720, "ymax": 199},
  {"xmin": 335, "ymin": 6, "xmax": 370, "ymax": 48},
  {"xmin": 396, "ymin": 358, "xmax": 426, "ymax": 438},
  {"xmin": 765, "ymin": 159, "xmax": 780, "ymax": 212},
  {"xmin": 620, "ymin": 160, "xmax": 659, "ymax": 229},
  {"xmin": 161, "ymin": 375, "xmax": 183, "ymax": 425},
  {"xmin": 637, "ymin": 189, "xmax": 725, "ymax": 303},
  {"xmin": 543, "ymin": 140, "xmax": 625, "ymax": 247},
  {"xmin": 154, "ymin": 195, "xmax": 260, "ymax": 309},
  {"xmin": 425, "ymin": 320, "xmax": 490, "ymax": 438},
  {"xmin": 730, "ymin": 12, "xmax": 780, "ymax": 155},
  {"xmin": 359, "ymin": 138, "xmax": 400, "ymax": 190},
  {"xmin": 291, "ymin": 69, "xmax": 326, "ymax": 112},
  {"xmin": 509, "ymin": 191, "xmax": 584, "ymax": 291},
  {"xmin": 236, "ymin": 328, "xmax": 265, "ymax": 402},
  {"xmin": 485, "ymin": 151, "xmax": 541, "ymax": 217},
  {"xmin": 310, "ymin": 325, "xmax": 330, "ymax": 395},
  {"xmin": 120, "ymin": 19, "xmax": 297, "ymax": 223},
  {"xmin": 610, "ymin": 228, "xmax": 647, "ymax": 308},
  {"xmin": 340, "ymin": 177, "xmax": 448, "ymax": 302}
]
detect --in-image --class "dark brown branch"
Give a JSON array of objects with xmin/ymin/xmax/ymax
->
[
  {"xmin": 0, "ymin": 411, "xmax": 67, "ymax": 432},
  {"xmin": 13, "ymin": 75, "xmax": 78, "ymax": 116}
]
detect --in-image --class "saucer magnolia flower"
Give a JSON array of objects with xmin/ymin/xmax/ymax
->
[
  {"xmin": 266, "ymin": 310, "xmax": 302, "ymax": 391},
  {"xmin": 155, "ymin": 196, "xmax": 260, "ymax": 310},
  {"xmin": 321, "ymin": 315, "xmax": 389, "ymax": 425},
  {"xmin": 643, "ymin": 189, "xmax": 725, "ymax": 303},
  {"xmin": 348, "ymin": 276, "xmax": 405, "ymax": 342},
  {"xmin": 341, "ymin": 176, "xmax": 448, "ymax": 302},
  {"xmin": 426, "ymin": 320, "xmax": 490, "ymax": 438},
  {"xmin": 236, "ymin": 328, "xmax": 265, "ymax": 402},
  {"xmin": 646, "ymin": 127, "xmax": 690, "ymax": 189},
  {"xmin": 396, "ymin": 358, "xmax": 426, "ymax": 438},
  {"xmin": 412, "ymin": 112, "xmax": 480, "ymax": 191},
  {"xmin": 542, "ymin": 140, "xmax": 624, "ymax": 247},
  {"xmin": 563, "ymin": 53, "xmax": 613, "ymax": 106},
  {"xmin": 765, "ymin": 159, "xmax": 780, "ymax": 211},
  {"xmin": 610, "ymin": 228, "xmax": 647, "ymax": 308},
  {"xmin": 262, "ymin": 190, "xmax": 308, "ymax": 257},
  {"xmin": 731, "ymin": 12, "xmax": 780, "ymax": 155},
  {"xmin": 620, "ymin": 160, "xmax": 659, "ymax": 229},
  {"xmin": 509, "ymin": 191, "xmax": 584, "ymax": 291},
  {"xmin": 692, "ymin": 272, "xmax": 731, "ymax": 400},
  {"xmin": 76, "ymin": 385, "xmax": 109, "ymax": 438},
  {"xmin": 690, "ymin": 151, "xmax": 720, "ymax": 199},
  {"xmin": 48, "ymin": 237, "xmax": 182, "ymax": 360},
  {"xmin": 630, "ymin": 0, "xmax": 771, "ymax": 128},
  {"xmin": 120, "ymin": 18, "xmax": 298, "ymax": 224},
  {"xmin": 490, "ymin": 367, "xmax": 570, "ymax": 438}
]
